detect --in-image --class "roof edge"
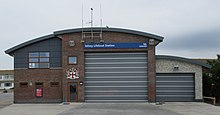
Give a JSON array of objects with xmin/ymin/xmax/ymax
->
[
  {"xmin": 5, "ymin": 34, "xmax": 55, "ymax": 55},
  {"xmin": 5, "ymin": 27, "xmax": 164, "ymax": 55},
  {"xmin": 156, "ymin": 55, "xmax": 212, "ymax": 69},
  {"xmin": 54, "ymin": 27, "xmax": 164, "ymax": 41}
]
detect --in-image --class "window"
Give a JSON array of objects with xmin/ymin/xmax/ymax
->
[
  {"xmin": 0, "ymin": 75, "xmax": 2, "ymax": 79},
  {"xmin": 10, "ymin": 75, "xmax": 14, "ymax": 79},
  {"xmin": 20, "ymin": 82, "xmax": 28, "ymax": 88},
  {"xmin": 68, "ymin": 56, "xmax": 77, "ymax": 64},
  {"xmin": 29, "ymin": 52, "xmax": 50, "ymax": 68},
  {"xmin": 4, "ymin": 75, "xmax": 12, "ymax": 79},
  {"xmin": 4, "ymin": 75, "xmax": 9, "ymax": 79},
  {"xmin": 50, "ymin": 82, "xmax": 60, "ymax": 87},
  {"xmin": 4, "ymin": 83, "xmax": 12, "ymax": 87}
]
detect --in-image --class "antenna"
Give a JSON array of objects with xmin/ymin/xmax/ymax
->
[
  {"xmin": 100, "ymin": 4, "xmax": 104, "ymax": 43},
  {"xmin": 90, "ymin": 8, "xmax": 94, "ymax": 42},
  {"xmin": 81, "ymin": 7, "xmax": 103, "ymax": 43},
  {"xmin": 100, "ymin": 4, "xmax": 102, "ymax": 28},
  {"xmin": 81, "ymin": 4, "xmax": 85, "ymax": 43}
]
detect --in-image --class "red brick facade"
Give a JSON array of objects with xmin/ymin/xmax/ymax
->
[
  {"xmin": 60, "ymin": 32, "xmax": 157, "ymax": 102},
  {"xmin": 9, "ymin": 28, "xmax": 162, "ymax": 103},
  {"xmin": 14, "ymin": 69, "xmax": 62, "ymax": 103}
]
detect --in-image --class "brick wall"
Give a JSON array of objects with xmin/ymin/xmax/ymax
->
[
  {"xmin": 14, "ymin": 69, "xmax": 62, "ymax": 103},
  {"xmin": 60, "ymin": 32, "xmax": 157, "ymax": 102},
  {"xmin": 14, "ymin": 31, "xmax": 159, "ymax": 103}
]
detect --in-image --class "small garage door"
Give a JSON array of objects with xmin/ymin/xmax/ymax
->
[
  {"xmin": 156, "ymin": 73, "xmax": 195, "ymax": 102},
  {"xmin": 85, "ymin": 52, "xmax": 148, "ymax": 102}
]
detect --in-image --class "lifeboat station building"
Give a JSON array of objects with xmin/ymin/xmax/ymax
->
[{"xmin": 5, "ymin": 27, "xmax": 211, "ymax": 103}]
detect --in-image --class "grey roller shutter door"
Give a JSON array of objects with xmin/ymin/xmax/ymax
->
[
  {"xmin": 85, "ymin": 52, "xmax": 148, "ymax": 102},
  {"xmin": 156, "ymin": 73, "xmax": 195, "ymax": 102}
]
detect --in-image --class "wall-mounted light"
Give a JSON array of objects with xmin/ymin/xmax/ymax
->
[
  {"xmin": 69, "ymin": 40, "xmax": 75, "ymax": 47},
  {"xmin": 80, "ymin": 39, "xmax": 85, "ymax": 43},
  {"xmin": 149, "ymin": 39, "xmax": 155, "ymax": 46},
  {"xmin": 100, "ymin": 39, "xmax": 104, "ymax": 43},
  {"xmin": 79, "ymin": 81, "xmax": 84, "ymax": 86},
  {"xmin": 29, "ymin": 81, "xmax": 33, "ymax": 86},
  {"xmin": 173, "ymin": 64, "xmax": 179, "ymax": 70}
]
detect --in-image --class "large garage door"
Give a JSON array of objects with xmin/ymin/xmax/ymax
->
[
  {"xmin": 156, "ymin": 73, "xmax": 195, "ymax": 102},
  {"xmin": 85, "ymin": 52, "xmax": 148, "ymax": 102}
]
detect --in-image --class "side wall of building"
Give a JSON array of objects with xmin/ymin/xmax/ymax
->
[
  {"xmin": 14, "ymin": 69, "xmax": 62, "ymax": 103},
  {"xmin": 156, "ymin": 59, "xmax": 203, "ymax": 100},
  {"xmin": 0, "ymin": 70, "xmax": 14, "ymax": 90},
  {"xmin": 13, "ymin": 38, "xmax": 63, "ymax": 103}
]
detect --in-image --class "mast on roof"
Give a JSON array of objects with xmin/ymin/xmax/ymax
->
[{"xmin": 81, "ymin": 6, "xmax": 103, "ymax": 43}]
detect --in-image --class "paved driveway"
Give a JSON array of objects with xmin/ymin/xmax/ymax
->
[
  {"xmin": 0, "ymin": 92, "xmax": 13, "ymax": 109},
  {"xmin": 159, "ymin": 102, "xmax": 220, "ymax": 115},
  {"xmin": 59, "ymin": 103, "xmax": 180, "ymax": 115},
  {"xmin": 0, "ymin": 102, "xmax": 220, "ymax": 115}
]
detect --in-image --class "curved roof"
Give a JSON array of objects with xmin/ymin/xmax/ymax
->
[
  {"xmin": 5, "ymin": 34, "xmax": 55, "ymax": 55},
  {"xmin": 54, "ymin": 27, "xmax": 164, "ymax": 41},
  {"xmin": 5, "ymin": 27, "xmax": 164, "ymax": 55},
  {"xmin": 156, "ymin": 55, "xmax": 211, "ymax": 68}
]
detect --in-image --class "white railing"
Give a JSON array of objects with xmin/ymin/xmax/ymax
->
[{"xmin": 203, "ymin": 96, "xmax": 216, "ymax": 105}]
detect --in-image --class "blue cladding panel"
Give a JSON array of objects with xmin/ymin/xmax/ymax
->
[
  {"xmin": 14, "ymin": 37, "xmax": 62, "ymax": 68},
  {"xmin": 38, "ymin": 46, "xmax": 50, "ymax": 51}
]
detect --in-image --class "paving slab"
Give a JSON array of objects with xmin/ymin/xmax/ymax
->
[
  {"xmin": 0, "ymin": 104, "xmax": 74, "ymax": 115},
  {"xmin": 0, "ymin": 93, "xmax": 13, "ymax": 109},
  {"xmin": 158, "ymin": 102, "xmax": 220, "ymax": 115},
  {"xmin": 0, "ymin": 102, "xmax": 219, "ymax": 115},
  {"xmin": 58, "ymin": 103, "xmax": 180, "ymax": 115}
]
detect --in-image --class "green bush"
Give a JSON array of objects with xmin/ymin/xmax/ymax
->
[{"xmin": 203, "ymin": 54, "xmax": 220, "ymax": 103}]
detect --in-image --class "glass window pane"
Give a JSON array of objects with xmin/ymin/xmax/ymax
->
[
  {"xmin": 4, "ymin": 83, "xmax": 12, "ymax": 87},
  {"xmin": 29, "ymin": 52, "xmax": 50, "ymax": 68},
  {"xmin": 4, "ymin": 75, "xmax": 9, "ymax": 79},
  {"xmin": 68, "ymin": 57, "xmax": 77, "ymax": 64},
  {"xmin": 40, "ymin": 58, "xmax": 49, "ymax": 62},
  {"xmin": 29, "ymin": 63, "xmax": 39, "ymax": 68},
  {"xmin": 40, "ymin": 52, "xmax": 49, "ymax": 57},
  {"xmin": 9, "ymin": 75, "xmax": 14, "ymax": 79},
  {"xmin": 39, "ymin": 63, "xmax": 49, "ymax": 68},
  {"xmin": 29, "ymin": 52, "xmax": 39, "ymax": 57},
  {"xmin": 29, "ymin": 58, "xmax": 38, "ymax": 62}
]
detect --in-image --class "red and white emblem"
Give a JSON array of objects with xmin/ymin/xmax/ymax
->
[{"xmin": 66, "ymin": 68, "xmax": 79, "ymax": 79}]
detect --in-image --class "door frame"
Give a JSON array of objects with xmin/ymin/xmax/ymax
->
[{"xmin": 67, "ymin": 82, "xmax": 78, "ymax": 102}]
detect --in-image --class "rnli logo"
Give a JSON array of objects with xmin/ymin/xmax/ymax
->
[{"xmin": 139, "ymin": 42, "xmax": 148, "ymax": 48}]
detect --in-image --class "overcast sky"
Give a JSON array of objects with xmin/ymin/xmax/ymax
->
[{"xmin": 1, "ymin": 0, "xmax": 220, "ymax": 69}]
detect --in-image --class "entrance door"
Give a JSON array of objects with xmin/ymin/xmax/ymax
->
[{"xmin": 68, "ymin": 83, "xmax": 78, "ymax": 102}]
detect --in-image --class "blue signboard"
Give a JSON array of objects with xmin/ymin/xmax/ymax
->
[{"xmin": 84, "ymin": 42, "xmax": 148, "ymax": 49}]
